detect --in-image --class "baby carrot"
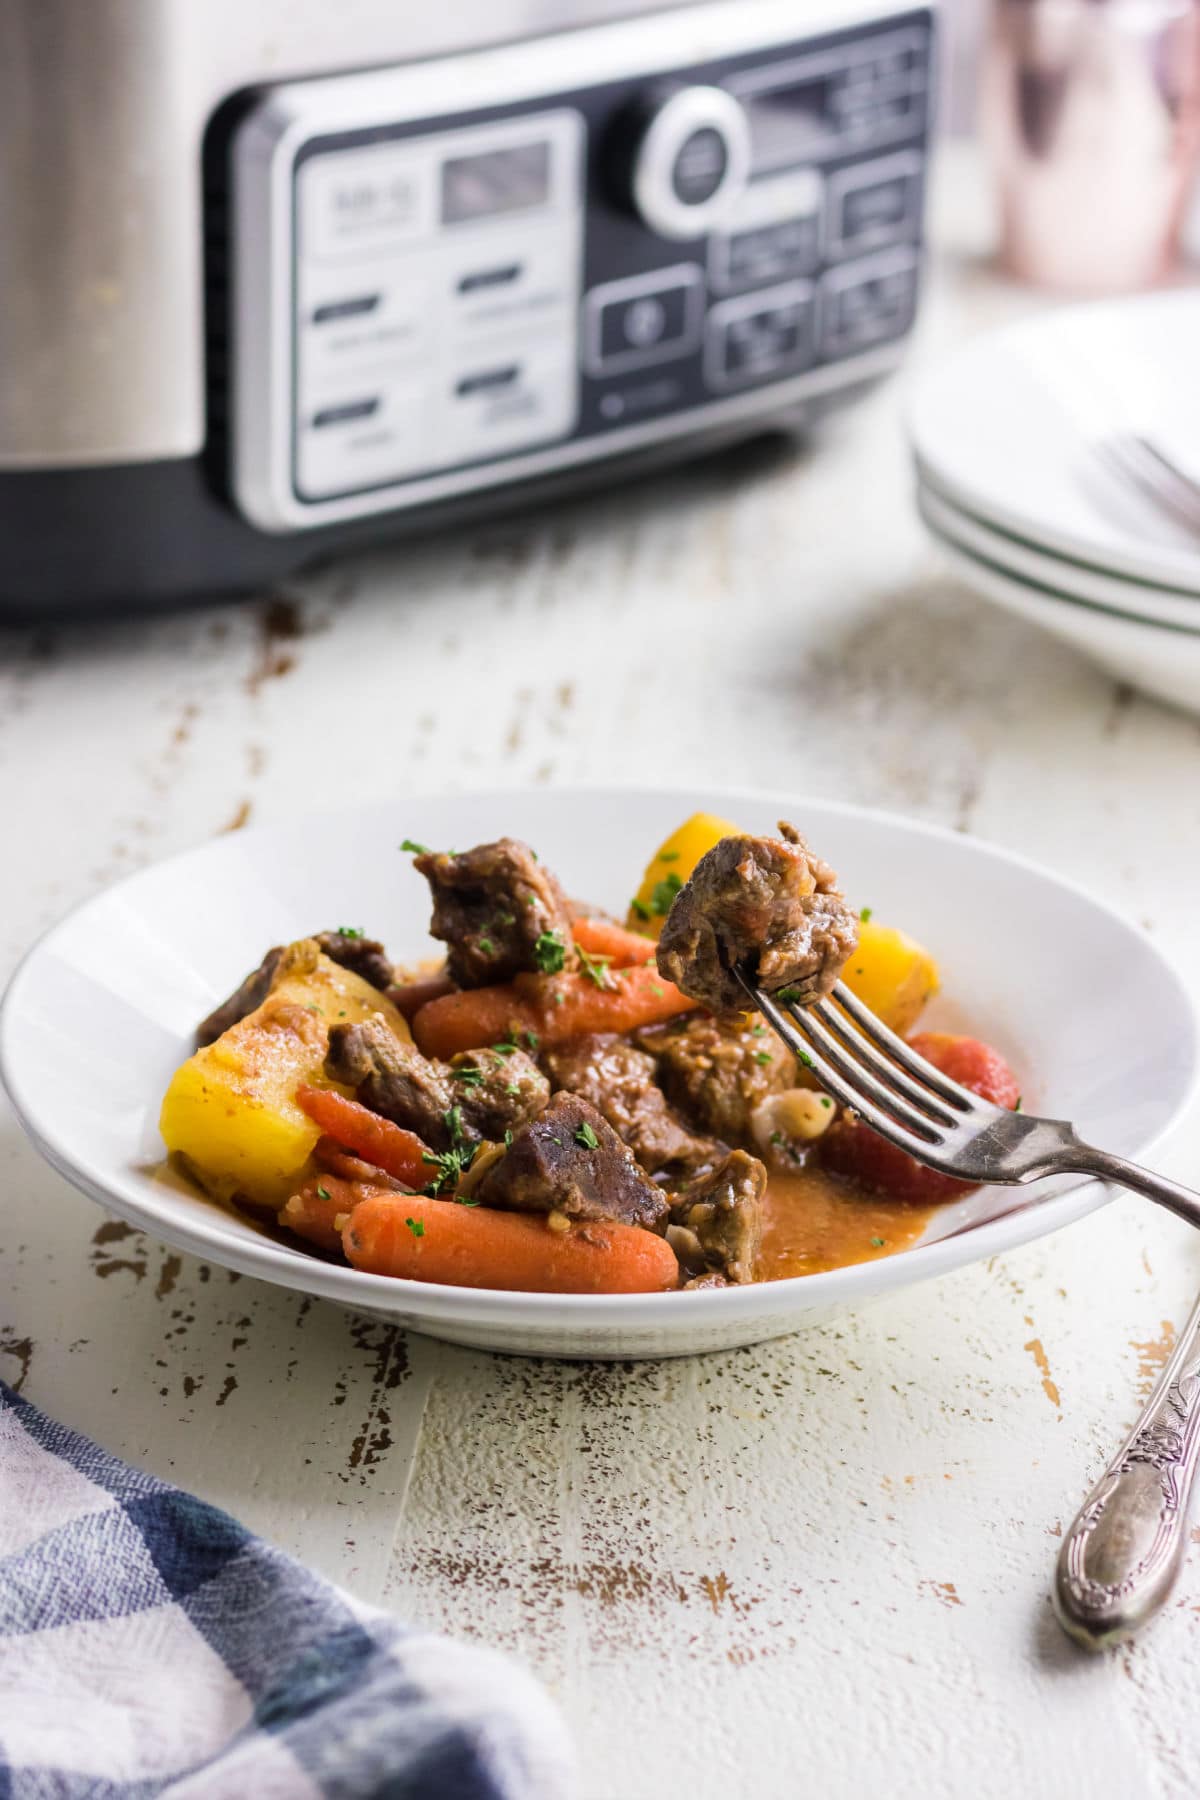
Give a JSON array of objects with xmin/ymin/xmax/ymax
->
[
  {"xmin": 343, "ymin": 1193, "xmax": 680, "ymax": 1294},
  {"xmin": 295, "ymin": 1086, "xmax": 430, "ymax": 1187},
  {"xmin": 411, "ymin": 964, "xmax": 698, "ymax": 1059},
  {"xmin": 571, "ymin": 918, "xmax": 657, "ymax": 967},
  {"xmin": 387, "ymin": 972, "xmax": 456, "ymax": 1022},
  {"xmin": 279, "ymin": 1174, "xmax": 366, "ymax": 1255}
]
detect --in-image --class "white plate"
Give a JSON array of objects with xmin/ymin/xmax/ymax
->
[
  {"xmin": 927, "ymin": 524, "xmax": 1200, "ymax": 720},
  {"xmin": 909, "ymin": 290, "xmax": 1200, "ymax": 595},
  {"xmin": 918, "ymin": 478, "xmax": 1200, "ymax": 634},
  {"xmin": 2, "ymin": 788, "xmax": 1196, "ymax": 1360}
]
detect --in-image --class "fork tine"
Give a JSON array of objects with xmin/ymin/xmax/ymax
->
[
  {"xmin": 831, "ymin": 981, "xmax": 979, "ymax": 1110},
  {"xmin": 812, "ymin": 998, "xmax": 967, "ymax": 1126},
  {"xmin": 750, "ymin": 985, "xmax": 941, "ymax": 1154},
  {"xmin": 793, "ymin": 1002, "xmax": 948, "ymax": 1139}
]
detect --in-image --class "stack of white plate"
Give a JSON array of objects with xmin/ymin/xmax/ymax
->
[{"xmin": 908, "ymin": 290, "xmax": 1200, "ymax": 717}]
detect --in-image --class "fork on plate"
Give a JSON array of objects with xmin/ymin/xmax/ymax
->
[
  {"xmin": 744, "ymin": 970, "xmax": 1200, "ymax": 1650},
  {"xmin": 1096, "ymin": 433, "xmax": 1200, "ymax": 543}
]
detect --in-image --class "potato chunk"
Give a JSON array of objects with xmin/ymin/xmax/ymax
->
[
  {"xmin": 160, "ymin": 941, "xmax": 412, "ymax": 1209},
  {"xmin": 627, "ymin": 811, "xmax": 741, "ymax": 938},
  {"xmin": 842, "ymin": 920, "xmax": 940, "ymax": 1036}
]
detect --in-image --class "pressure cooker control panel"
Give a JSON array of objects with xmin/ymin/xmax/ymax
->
[{"xmin": 229, "ymin": 3, "xmax": 935, "ymax": 532}]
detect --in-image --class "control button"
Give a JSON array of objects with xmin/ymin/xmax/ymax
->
[
  {"xmin": 613, "ymin": 84, "xmax": 751, "ymax": 241},
  {"xmin": 671, "ymin": 127, "xmax": 728, "ymax": 206},
  {"xmin": 443, "ymin": 225, "xmax": 577, "ymax": 342},
  {"xmin": 827, "ymin": 153, "xmax": 922, "ymax": 261},
  {"xmin": 819, "ymin": 249, "xmax": 919, "ymax": 359},
  {"xmin": 705, "ymin": 282, "xmax": 816, "ymax": 390},
  {"xmin": 312, "ymin": 396, "xmax": 380, "ymax": 429},
  {"xmin": 296, "ymin": 372, "xmax": 435, "ymax": 501},
  {"xmin": 709, "ymin": 169, "xmax": 823, "ymax": 294},
  {"xmin": 312, "ymin": 294, "xmax": 381, "ymax": 326},
  {"xmin": 441, "ymin": 339, "xmax": 577, "ymax": 467},
  {"xmin": 584, "ymin": 266, "xmax": 703, "ymax": 376}
]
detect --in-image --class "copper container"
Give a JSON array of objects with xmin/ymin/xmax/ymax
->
[{"xmin": 984, "ymin": 0, "xmax": 1200, "ymax": 292}]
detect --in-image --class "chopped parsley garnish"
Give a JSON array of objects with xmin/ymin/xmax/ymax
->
[
  {"xmin": 658, "ymin": 850, "xmax": 680, "ymax": 862},
  {"xmin": 505, "ymin": 1082, "xmax": 521, "ymax": 1096},
  {"xmin": 491, "ymin": 1041, "xmax": 518, "ymax": 1058},
  {"xmin": 574, "ymin": 1121, "xmax": 600, "ymax": 1150},
  {"xmin": 776, "ymin": 986, "xmax": 802, "ymax": 1004},
  {"xmin": 523, "ymin": 1030, "xmax": 539, "ymax": 1051},
  {"xmin": 337, "ymin": 926, "xmax": 364, "ymax": 939},
  {"xmin": 400, "ymin": 838, "xmax": 430, "ymax": 855},
  {"xmin": 797, "ymin": 1049, "xmax": 815, "ymax": 1069},
  {"xmin": 630, "ymin": 898, "xmax": 651, "ymax": 922},
  {"xmin": 496, "ymin": 912, "xmax": 515, "ymax": 927},
  {"xmin": 860, "ymin": 906, "xmax": 873, "ymax": 923},
  {"xmin": 754, "ymin": 1051, "xmax": 772, "ymax": 1065},
  {"xmin": 576, "ymin": 943, "xmax": 615, "ymax": 990},
  {"xmin": 405, "ymin": 1217, "xmax": 425, "ymax": 1238},
  {"xmin": 651, "ymin": 984, "xmax": 664, "ymax": 998},
  {"xmin": 649, "ymin": 872, "xmax": 683, "ymax": 916},
  {"xmin": 533, "ymin": 929, "xmax": 567, "ymax": 974},
  {"xmin": 504, "ymin": 1129, "xmax": 514, "ymax": 1149},
  {"xmin": 819, "ymin": 1096, "xmax": 832, "ymax": 1109},
  {"xmin": 478, "ymin": 938, "xmax": 495, "ymax": 957},
  {"xmin": 1014, "ymin": 1096, "xmax": 1023, "ymax": 1113},
  {"xmin": 421, "ymin": 1107, "xmax": 477, "ymax": 1195},
  {"xmin": 871, "ymin": 1236, "xmax": 885, "ymax": 1248},
  {"xmin": 769, "ymin": 1131, "xmax": 784, "ymax": 1146},
  {"xmin": 305, "ymin": 1004, "xmax": 322, "ymax": 1014},
  {"xmin": 453, "ymin": 1064, "xmax": 485, "ymax": 1088},
  {"xmin": 316, "ymin": 1184, "xmax": 331, "ymax": 1201},
  {"xmin": 752, "ymin": 1023, "xmax": 765, "ymax": 1036}
]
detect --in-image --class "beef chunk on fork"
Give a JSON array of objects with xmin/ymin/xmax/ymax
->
[
  {"xmin": 542, "ymin": 1034, "xmax": 714, "ymax": 1181},
  {"xmin": 667, "ymin": 1150, "xmax": 766, "ymax": 1285},
  {"xmin": 477, "ymin": 1093, "xmax": 669, "ymax": 1234},
  {"xmin": 414, "ymin": 838, "xmax": 574, "ymax": 988},
  {"xmin": 657, "ymin": 821, "xmax": 858, "ymax": 1016},
  {"xmin": 327, "ymin": 1016, "xmax": 548, "ymax": 1152},
  {"xmin": 636, "ymin": 1012, "xmax": 795, "ymax": 1143},
  {"xmin": 313, "ymin": 930, "xmax": 394, "ymax": 992}
]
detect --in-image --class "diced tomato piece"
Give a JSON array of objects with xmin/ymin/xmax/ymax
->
[{"xmin": 821, "ymin": 1032, "xmax": 1021, "ymax": 1205}]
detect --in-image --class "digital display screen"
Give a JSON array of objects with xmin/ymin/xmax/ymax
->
[
  {"xmin": 743, "ymin": 77, "xmax": 833, "ymax": 171},
  {"xmin": 441, "ymin": 141, "xmax": 552, "ymax": 225}
]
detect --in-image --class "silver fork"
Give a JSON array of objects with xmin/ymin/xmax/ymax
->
[
  {"xmin": 1096, "ymin": 432, "xmax": 1200, "ymax": 543},
  {"xmin": 742, "ymin": 970, "xmax": 1200, "ymax": 1647}
]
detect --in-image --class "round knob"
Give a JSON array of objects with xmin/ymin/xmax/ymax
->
[{"xmin": 622, "ymin": 85, "xmax": 751, "ymax": 241}]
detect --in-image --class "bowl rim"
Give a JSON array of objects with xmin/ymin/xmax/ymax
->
[{"xmin": 3, "ymin": 784, "xmax": 1197, "ymax": 1325}]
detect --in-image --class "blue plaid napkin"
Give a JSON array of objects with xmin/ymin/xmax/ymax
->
[{"xmin": 0, "ymin": 1381, "xmax": 574, "ymax": 1799}]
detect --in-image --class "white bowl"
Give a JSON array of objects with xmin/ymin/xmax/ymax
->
[
  {"xmin": 908, "ymin": 290, "xmax": 1200, "ymax": 594},
  {"xmin": 918, "ymin": 478, "xmax": 1200, "ymax": 634},
  {"xmin": 2, "ymin": 788, "xmax": 1195, "ymax": 1360},
  {"xmin": 925, "ymin": 521, "xmax": 1200, "ymax": 721}
]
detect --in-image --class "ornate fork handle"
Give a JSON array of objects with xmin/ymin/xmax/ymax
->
[{"xmin": 1055, "ymin": 1285, "xmax": 1200, "ymax": 1648}]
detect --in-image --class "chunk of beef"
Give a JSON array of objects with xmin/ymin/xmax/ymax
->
[
  {"xmin": 542, "ymin": 1034, "xmax": 714, "ymax": 1179},
  {"xmin": 414, "ymin": 838, "xmax": 574, "ymax": 988},
  {"xmin": 477, "ymin": 1092, "xmax": 669, "ymax": 1233},
  {"xmin": 637, "ymin": 1012, "xmax": 795, "ymax": 1143},
  {"xmin": 657, "ymin": 820, "xmax": 858, "ymax": 1015},
  {"xmin": 196, "ymin": 945, "xmax": 285, "ymax": 1046},
  {"xmin": 196, "ymin": 928, "xmax": 393, "ymax": 1046},
  {"xmin": 668, "ymin": 1149, "xmax": 766, "ymax": 1285},
  {"xmin": 313, "ymin": 930, "xmax": 394, "ymax": 992},
  {"xmin": 327, "ymin": 1016, "xmax": 548, "ymax": 1153},
  {"xmin": 447, "ymin": 1047, "xmax": 550, "ymax": 1142}
]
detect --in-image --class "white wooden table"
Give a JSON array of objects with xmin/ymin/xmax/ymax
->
[{"xmin": 5, "ymin": 154, "xmax": 1200, "ymax": 1798}]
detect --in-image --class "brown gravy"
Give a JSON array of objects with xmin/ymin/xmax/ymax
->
[{"xmin": 759, "ymin": 1166, "xmax": 935, "ymax": 1280}]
